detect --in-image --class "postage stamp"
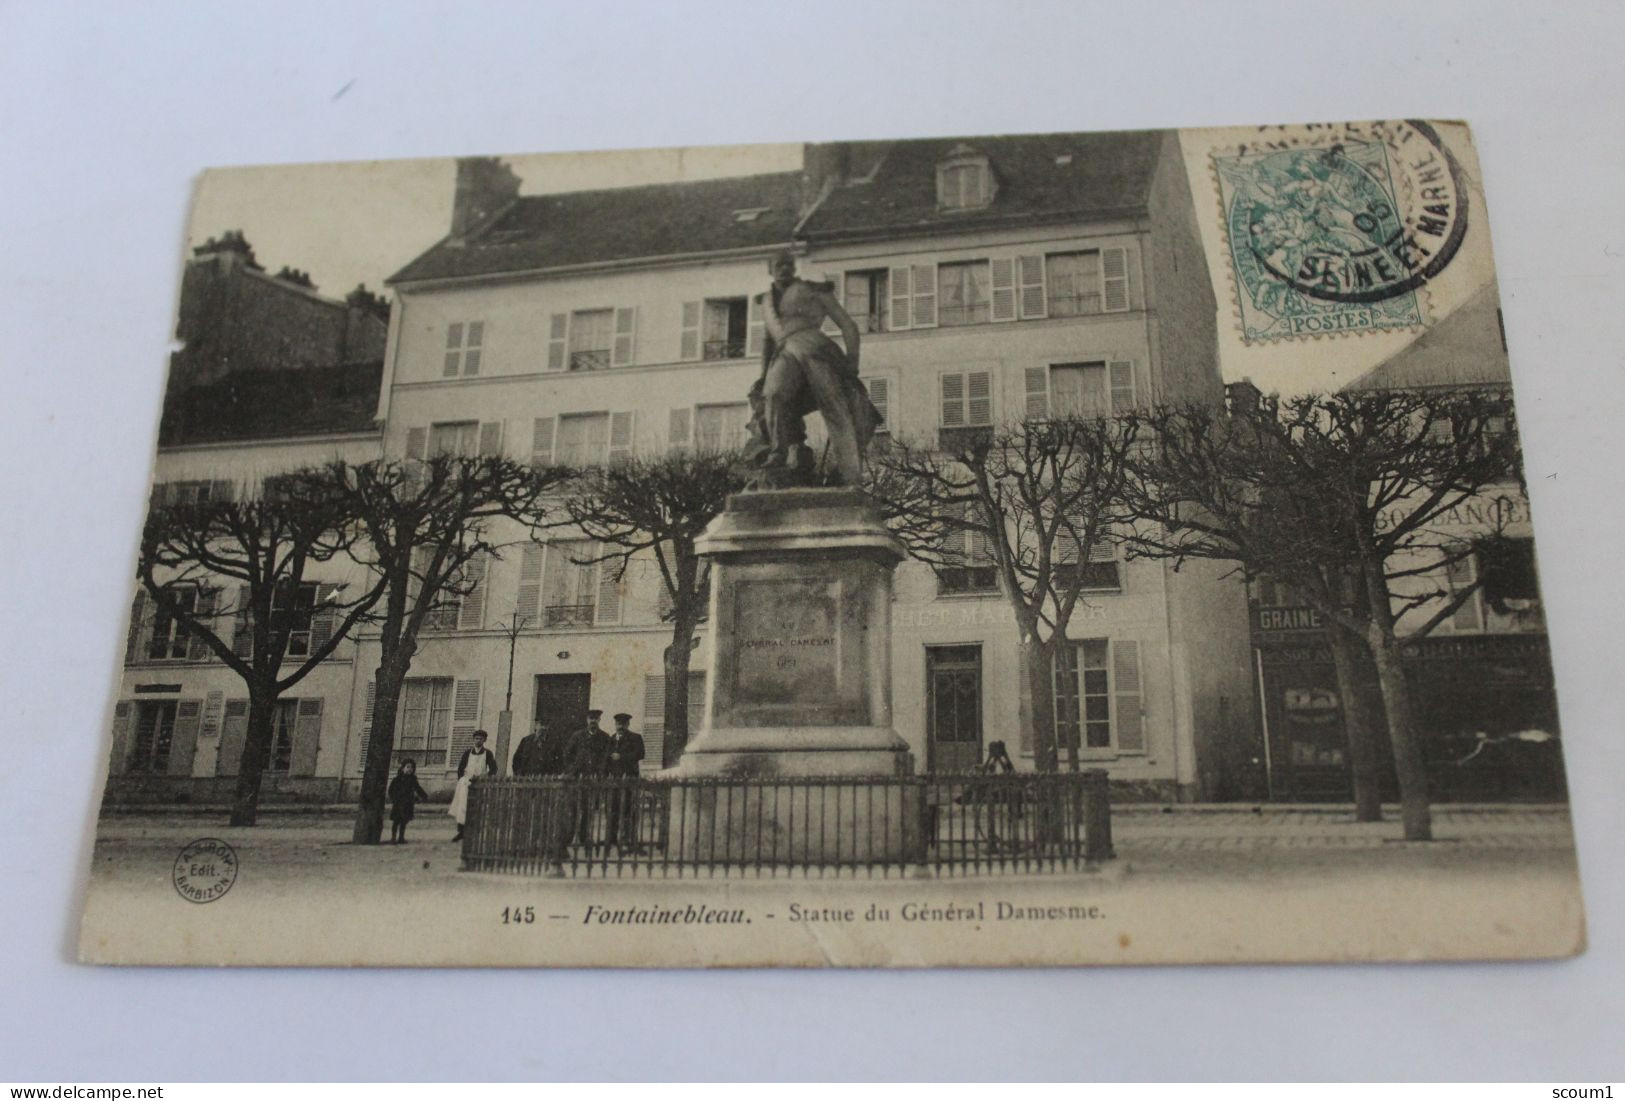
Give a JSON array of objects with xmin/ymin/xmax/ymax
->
[{"xmin": 1213, "ymin": 119, "xmax": 1468, "ymax": 342}]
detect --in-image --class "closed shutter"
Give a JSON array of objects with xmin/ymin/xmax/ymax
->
[
  {"xmin": 477, "ymin": 420, "xmax": 504, "ymax": 457},
  {"xmin": 910, "ymin": 264, "xmax": 938, "ymax": 328},
  {"xmin": 309, "ymin": 583, "xmax": 338, "ymax": 651},
  {"xmin": 125, "ymin": 591, "xmax": 148, "ymax": 665},
  {"xmin": 1102, "ymin": 247, "xmax": 1130, "ymax": 312},
  {"xmin": 290, "ymin": 698, "xmax": 324, "ymax": 777},
  {"xmin": 1018, "ymin": 255, "xmax": 1047, "ymax": 319},
  {"xmin": 990, "ymin": 257, "xmax": 1017, "ymax": 322},
  {"xmin": 686, "ymin": 671, "xmax": 706, "ymax": 743},
  {"xmin": 1112, "ymin": 640, "xmax": 1144, "ymax": 751},
  {"xmin": 1447, "ymin": 555, "xmax": 1482, "ymax": 631},
  {"xmin": 888, "ymin": 266, "xmax": 912, "ymax": 331},
  {"xmin": 109, "ymin": 701, "xmax": 133, "ymax": 775},
  {"xmin": 443, "ymin": 322, "xmax": 464, "ymax": 378},
  {"xmin": 201, "ymin": 689, "xmax": 225, "ymax": 741},
  {"xmin": 745, "ymin": 296, "xmax": 765, "ymax": 357},
  {"xmin": 679, "ymin": 301, "xmax": 701, "ymax": 361},
  {"xmin": 464, "ymin": 321, "xmax": 485, "ymax": 376},
  {"xmin": 354, "ymin": 682, "xmax": 376, "ymax": 775},
  {"xmin": 546, "ymin": 313, "xmax": 569, "ymax": 370},
  {"xmin": 185, "ymin": 588, "xmax": 216, "ymax": 661},
  {"xmin": 607, "ymin": 411, "xmax": 635, "ymax": 465},
  {"xmin": 966, "ymin": 370, "xmax": 993, "ymax": 426},
  {"xmin": 515, "ymin": 545, "xmax": 543, "ymax": 626},
  {"xmin": 404, "ymin": 426, "xmax": 428, "ymax": 461},
  {"xmin": 458, "ymin": 555, "xmax": 488, "ymax": 630},
  {"xmin": 668, "ymin": 407, "xmax": 692, "ymax": 450},
  {"xmin": 1051, "ymin": 645, "xmax": 1080, "ymax": 757},
  {"xmin": 863, "ymin": 376, "xmax": 890, "ymax": 433},
  {"xmin": 1109, "ymin": 360, "xmax": 1136, "ymax": 412},
  {"xmin": 642, "ymin": 673, "xmax": 665, "ymax": 768},
  {"xmin": 447, "ymin": 679, "xmax": 484, "ymax": 769},
  {"xmin": 1088, "ymin": 529, "xmax": 1118, "ymax": 564},
  {"xmin": 941, "ymin": 373, "xmax": 965, "ymax": 428},
  {"xmin": 530, "ymin": 416, "xmax": 556, "ymax": 466},
  {"xmin": 595, "ymin": 554, "xmax": 623, "ymax": 625},
  {"xmin": 1024, "ymin": 366, "xmax": 1051, "ymax": 419},
  {"xmin": 216, "ymin": 699, "xmax": 249, "ymax": 777},
  {"xmin": 611, "ymin": 306, "xmax": 637, "ymax": 366},
  {"xmin": 231, "ymin": 584, "xmax": 253, "ymax": 659},
  {"xmin": 210, "ymin": 480, "xmax": 235, "ymax": 503}
]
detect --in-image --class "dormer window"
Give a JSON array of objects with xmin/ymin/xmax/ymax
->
[{"xmin": 937, "ymin": 146, "xmax": 994, "ymax": 212}]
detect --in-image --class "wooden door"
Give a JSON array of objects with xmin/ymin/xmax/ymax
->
[{"xmin": 927, "ymin": 646, "xmax": 983, "ymax": 772}]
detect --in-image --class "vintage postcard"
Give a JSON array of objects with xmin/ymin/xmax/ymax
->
[{"xmin": 79, "ymin": 119, "xmax": 1585, "ymax": 967}]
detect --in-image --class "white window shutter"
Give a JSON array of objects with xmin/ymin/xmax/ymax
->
[
  {"xmin": 1024, "ymin": 366, "xmax": 1051, "ymax": 419},
  {"xmin": 888, "ymin": 267, "xmax": 912, "ymax": 331},
  {"xmin": 515, "ymin": 545, "xmax": 543, "ymax": 625},
  {"xmin": 463, "ymin": 321, "xmax": 484, "ymax": 376},
  {"xmin": 443, "ymin": 322, "xmax": 463, "ymax": 378},
  {"xmin": 668, "ymin": 407, "xmax": 693, "ymax": 451},
  {"xmin": 863, "ymin": 377, "xmax": 890, "ymax": 433},
  {"xmin": 966, "ymin": 370, "xmax": 993, "ymax": 426},
  {"xmin": 217, "ymin": 699, "xmax": 249, "ymax": 777},
  {"xmin": 1109, "ymin": 360, "xmax": 1136, "ymax": 412},
  {"xmin": 611, "ymin": 306, "xmax": 637, "ymax": 366},
  {"xmin": 201, "ymin": 689, "xmax": 225, "ymax": 740},
  {"xmin": 458, "ymin": 555, "xmax": 488, "ymax": 631},
  {"xmin": 355, "ymin": 682, "xmax": 376, "ymax": 774},
  {"xmin": 607, "ymin": 411, "xmax": 635, "ymax": 465},
  {"xmin": 309, "ymin": 583, "xmax": 338, "ymax": 652},
  {"xmin": 595, "ymin": 555, "xmax": 623, "ymax": 625},
  {"xmin": 990, "ymin": 257, "xmax": 1017, "ymax": 322},
  {"xmin": 168, "ymin": 699, "xmax": 202, "ymax": 776},
  {"xmin": 911, "ymin": 264, "xmax": 938, "ymax": 328},
  {"xmin": 1018, "ymin": 254, "xmax": 1047, "ymax": 319},
  {"xmin": 404, "ymin": 427, "xmax": 428, "ymax": 460},
  {"xmin": 940, "ymin": 372, "xmax": 965, "ymax": 428},
  {"xmin": 530, "ymin": 417, "xmax": 555, "ymax": 465},
  {"xmin": 125, "ymin": 591, "xmax": 148, "ymax": 665},
  {"xmin": 1112, "ymin": 640, "xmax": 1145, "ymax": 751},
  {"xmin": 448, "ymin": 679, "xmax": 484, "ymax": 769},
  {"xmin": 1102, "ymin": 247, "xmax": 1130, "ymax": 312},
  {"xmin": 546, "ymin": 313, "xmax": 569, "ymax": 371},
  {"xmin": 477, "ymin": 420, "xmax": 504, "ymax": 457},
  {"xmin": 745, "ymin": 295, "xmax": 764, "ymax": 357},
  {"xmin": 680, "ymin": 301, "xmax": 701, "ymax": 361},
  {"xmin": 643, "ymin": 673, "xmax": 666, "ymax": 737},
  {"xmin": 290, "ymin": 697, "xmax": 324, "ymax": 777}
]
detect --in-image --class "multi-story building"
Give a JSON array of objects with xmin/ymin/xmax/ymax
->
[{"xmin": 350, "ymin": 133, "xmax": 1256, "ymax": 801}]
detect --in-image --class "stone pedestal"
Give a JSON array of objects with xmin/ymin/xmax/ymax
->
[{"xmin": 667, "ymin": 487, "xmax": 916, "ymax": 861}]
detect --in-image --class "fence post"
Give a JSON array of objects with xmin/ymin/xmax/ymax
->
[{"xmin": 1082, "ymin": 768, "xmax": 1114, "ymax": 862}]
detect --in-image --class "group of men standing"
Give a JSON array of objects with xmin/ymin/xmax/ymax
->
[{"xmin": 509, "ymin": 708, "xmax": 647, "ymax": 850}]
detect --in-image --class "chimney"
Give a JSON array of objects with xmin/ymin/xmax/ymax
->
[
  {"xmin": 1224, "ymin": 377, "xmax": 1268, "ymax": 417},
  {"xmin": 800, "ymin": 142, "xmax": 850, "ymax": 214},
  {"xmin": 450, "ymin": 157, "xmax": 520, "ymax": 242}
]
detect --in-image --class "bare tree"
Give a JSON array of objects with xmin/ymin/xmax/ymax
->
[
  {"xmin": 1126, "ymin": 389, "xmax": 1520, "ymax": 840},
  {"xmin": 136, "ymin": 470, "xmax": 387, "ymax": 826},
  {"xmin": 868, "ymin": 416, "xmax": 1141, "ymax": 772},
  {"xmin": 560, "ymin": 450, "xmax": 745, "ymax": 766},
  {"xmin": 335, "ymin": 454, "xmax": 570, "ymax": 845}
]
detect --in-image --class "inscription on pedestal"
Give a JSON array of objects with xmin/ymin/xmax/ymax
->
[{"xmin": 732, "ymin": 578, "xmax": 840, "ymax": 708}]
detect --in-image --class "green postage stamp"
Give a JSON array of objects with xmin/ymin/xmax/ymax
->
[{"xmin": 1213, "ymin": 120, "xmax": 1467, "ymax": 343}]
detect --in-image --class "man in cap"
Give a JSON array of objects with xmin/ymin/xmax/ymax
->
[
  {"xmin": 605, "ymin": 712, "xmax": 647, "ymax": 849},
  {"xmin": 563, "ymin": 709, "xmax": 612, "ymax": 848}
]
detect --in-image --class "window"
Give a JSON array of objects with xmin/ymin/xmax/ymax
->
[
  {"xmin": 556, "ymin": 412, "xmax": 609, "ymax": 466},
  {"xmin": 1053, "ymin": 639, "xmax": 1144, "ymax": 753},
  {"xmin": 272, "ymin": 581, "xmax": 318, "ymax": 657},
  {"xmin": 429, "ymin": 421, "xmax": 480, "ymax": 457},
  {"xmin": 169, "ymin": 480, "xmax": 221, "ymax": 505},
  {"xmin": 443, "ymin": 321, "xmax": 484, "ymax": 378},
  {"xmin": 567, "ymin": 309, "xmax": 613, "ymax": 371},
  {"xmin": 146, "ymin": 588, "xmax": 208, "ymax": 661},
  {"xmin": 843, "ymin": 270, "xmax": 889, "ymax": 333},
  {"xmin": 938, "ymin": 261, "xmax": 991, "ymax": 327},
  {"xmin": 542, "ymin": 540, "xmax": 602, "ymax": 628},
  {"xmin": 1028, "ymin": 361, "xmax": 1136, "ymax": 419},
  {"xmin": 396, "ymin": 678, "xmax": 453, "ymax": 767},
  {"xmin": 266, "ymin": 699, "xmax": 299, "ymax": 773},
  {"xmin": 937, "ymin": 149, "xmax": 994, "ymax": 211},
  {"xmin": 938, "ymin": 511, "xmax": 998, "ymax": 595},
  {"xmin": 702, "ymin": 298, "xmax": 748, "ymax": 360},
  {"xmin": 938, "ymin": 370, "xmax": 994, "ymax": 448},
  {"xmin": 1054, "ymin": 528, "xmax": 1122, "ymax": 593},
  {"xmin": 694, "ymin": 403, "xmax": 749, "ymax": 453},
  {"xmin": 1046, "ymin": 251, "xmax": 1104, "ymax": 317},
  {"xmin": 130, "ymin": 700, "xmax": 178, "ymax": 773},
  {"xmin": 419, "ymin": 551, "xmax": 487, "ymax": 632}
]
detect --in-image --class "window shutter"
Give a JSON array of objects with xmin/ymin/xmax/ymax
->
[
  {"xmin": 443, "ymin": 322, "xmax": 463, "ymax": 378},
  {"xmin": 546, "ymin": 313, "xmax": 569, "ymax": 370},
  {"xmin": 477, "ymin": 420, "xmax": 504, "ymax": 457},
  {"xmin": 448, "ymin": 679, "xmax": 484, "ymax": 769},
  {"xmin": 1109, "ymin": 360, "xmax": 1136, "ymax": 412},
  {"xmin": 607, "ymin": 411, "xmax": 635, "ymax": 465},
  {"xmin": 1447, "ymin": 554, "xmax": 1482, "ymax": 631},
  {"xmin": 1088, "ymin": 529, "xmax": 1118, "ymax": 563},
  {"xmin": 888, "ymin": 266, "xmax": 912, "ymax": 331},
  {"xmin": 680, "ymin": 301, "xmax": 701, "ymax": 361},
  {"xmin": 1018, "ymin": 254, "xmax": 1047, "ymax": 319},
  {"xmin": 290, "ymin": 698, "xmax": 324, "ymax": 777},
  {"xmin": 966, "ymin": 370, "xmax": 993, "ymax": 426},
  {"xmin": 231, "ymin": 584, "xmax": 253, "ymax": 659},
  {"xmin": 911, "ymin": 264, "xmax": 938, "ymax": 328},
  {"xmin": 150, "ymin": 482, "xmax": 172, "ymax": 510},
  {"xmin": 217, "ymin": 699, "xmax": 249, "ymax": 777},
  {"xmin": 1112, "ymin": 640, "xmax": 1144, "ymax": 751},
  {"xmin": 668, "ymin": 407, "xmax": 693, "ymax": 451},
  {"xmin": 186, "ymin": 588, "xmax": 216, "ymax": 661},
  {"xmin": 404, "ymin": 426, "xmax": 428, "ymax": 461},
  {"xmin": 458, "ymin": 555, "xmax": 488, "ymax": 630},
  {"xmin": 940, "ymin": 372, "xmax": 965, "ymax": 428},
  {"xmin": 109, "ymin": 701, "xmax": 133, "ymax": 776},
  {"xmin": 125, "ymin": 591, "xmax": 148, "ymax": 665},
  {"xmin": 656, "ymin": 574, "xmax": 675, "ymax": 621},
  {"xmin": 595, "ymin": 556, "xmax": 623, "ymax": 625},
  {"xmin": 863, "ymin": 377, "xmax": 890, "ymax": 433},
  {"xmin": 686, "ymin": 671, "xmax": 706, "ymax": 745},
  {"xmin": 1102, "ymin": 247, "xmax": 1130, "ymax": 312},
  {"xmin": 745, "ymin": 295, "xmax": 765, "ymax": 357},
  {"xmin": 530, "ymin": 416, "xmax": 556, "ymax": 465},
  {"xmin": 165, "ymin": 699, "xmax": 202, "ymax": 777},
  {"xmin": 309, "ymin": 583, "xmax": 338, "ymax": 652},
  {"xmin": 643, "ymin": 674, "xmax": 666, "ymax": 738},
  {"xmin": 463, "ymin": 321, "xmax": 484, "ymax": 376},
  {"xmin": 201, "ymin": 689, "xmax": 225, "ymax": 741},
  {"xmin": 990, "ymin": 257, "xmax": 1017, "ymax": 322},
  {"xmin": 515, "ymin": 544, "xmax": 543, "ymax": 626},
  {"xmin": 355, "ymin": 682, "xmax": 376, "ymax": 775},
  {"xmin": 1024, "ymin": 366, "xmax": 1051, "ymax": 419},
  {"xmin": 611, "ymin": 306, "xmax": 637, "ymax": 366},
  {"xmin": 210, "ymin": 479, "xmax": 235, "ymax": 503}
]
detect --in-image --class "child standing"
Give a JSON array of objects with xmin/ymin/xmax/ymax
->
[{"xmin": 388, "ymin": 759, "xmax": 429, "ymax": 844}]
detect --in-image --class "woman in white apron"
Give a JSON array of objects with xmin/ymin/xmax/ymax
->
[{"xmin": 449, "ymin": 729, "xmax": 495, "ymax": 842}]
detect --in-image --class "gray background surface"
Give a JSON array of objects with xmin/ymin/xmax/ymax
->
[{"xmin": 2, "ymin": 0, "xmax": 1621, "ymax": 1081}]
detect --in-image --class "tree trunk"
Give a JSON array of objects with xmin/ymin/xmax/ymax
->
[
  {"xmin": 1327, "ymin": 626, "xmax": 1384, "ymax": 822},
  {"xmin": 352, "ymin": 656, "xmax": 408, "ymax": 844},
  {"xmin": 1018, "ymin": 635, "xmax": 1060, "ymax": 773},
  {"xmin": 662, "ymin": 615, "xmax": 699, "ymax": 768},
  {"xmin": 230, "ymin": 688, "xmax": 276, "ymax": 826},
  {"xmin": 1365, "ymin": 625, "xmax": 1433, "ymax": 841}
]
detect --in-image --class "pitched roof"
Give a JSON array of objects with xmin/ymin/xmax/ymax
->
[
  {"xmin": 797, "ymin": 130, "xmax": 1164, "ymax": 243},
  {"xmin": 389, "ymin": 171, "xmax": 806, "ymax": 285},
  {"xmin": 158, "ymin": 361, "xmax": 383, "ymax": 447},
  {"xmin": 1343, "ymin": 282, "xmax": 1510, "ymax": 392}
]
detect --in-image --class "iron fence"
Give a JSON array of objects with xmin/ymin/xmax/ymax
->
[{"xmin": 462, "ymin": 770, "xmax": 1113, "ymax": 878}]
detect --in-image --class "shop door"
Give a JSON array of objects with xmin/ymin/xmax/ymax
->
[
  {"xmin": 533, "ymin": 673, "xmax": 592, "ymax": 743},
  {"xmin": 927, "ymin": 646, "xmax": 983, "ymax": 771}
]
